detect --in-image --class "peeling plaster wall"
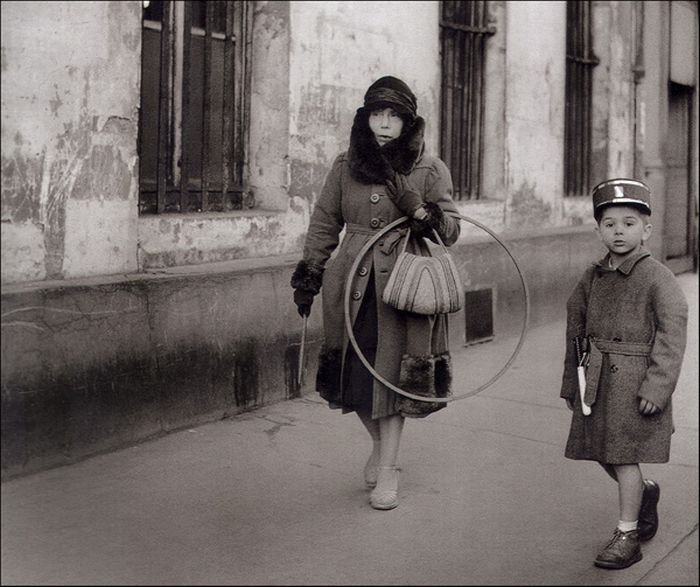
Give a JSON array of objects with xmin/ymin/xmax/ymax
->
[
  {"xmin": 504, "ymin": 1, "xmax": 566, "ymax": 229},
  {"xmin": 605, "ymin": 2, "xmax": 636, "ymax": 178},
  {"xmin": 248, "ymin": 1, "xmax": 291, "ymax": 212},
  {"xmin": 1, "ymin": 1, "xmax": 140, "ymax": 285},
  {"xmin": 288, "ymin": 1, "xmax": 440, "ymax": 207}
]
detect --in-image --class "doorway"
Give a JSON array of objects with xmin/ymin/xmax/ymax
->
[{"xmin": 664, "ymin": 82, "xmax": 697, "ymax": 273}]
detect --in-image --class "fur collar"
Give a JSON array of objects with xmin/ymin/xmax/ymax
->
[{"xmin": 347, "ymin": 109, "xmax": 425, "ymax": 184}]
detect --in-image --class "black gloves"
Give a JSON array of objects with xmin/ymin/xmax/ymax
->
[
  {"xmin": 290, "ymin": 260, "xmax": 324, "ymax": 318},
  {"xmin": 385, "ymin": 172, "xmax": 424, "ymax": 217},
  {"xmin": 409, "ymin": 201, "xmax": 449, "ymax": 240},
  {"xmin": 293, "ymin": 289, "xmax": 314, "ymax": 317}
]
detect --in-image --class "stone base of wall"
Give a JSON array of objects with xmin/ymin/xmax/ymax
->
[{"xmin": 1, "ymin": 227, "xmax": 602, "ymax": 479}]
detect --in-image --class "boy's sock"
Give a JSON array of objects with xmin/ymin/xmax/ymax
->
[{"xmin": 617, "ymin": 520, "xmax": 638, "ymax": 532}]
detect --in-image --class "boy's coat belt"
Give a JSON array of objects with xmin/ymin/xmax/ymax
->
[{"xmin": 585, "ymin": 338, "xmax": 653, "ymax": 406}]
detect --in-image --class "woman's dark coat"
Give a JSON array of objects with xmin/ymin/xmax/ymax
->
[
  {"xmin": 560, "ymin": 250, "xmax": 688, "ymax": 463},
  {"xmin": 293, "ymin": 115, "xmax": 460, "ymax": 419}
]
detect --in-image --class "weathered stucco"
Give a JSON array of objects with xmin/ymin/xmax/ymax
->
[
  {"xmin": 504, "ymin": 1, "xmax": 566, "ymax": 227},
  {"xmin": 137, "ymin": 201, "xmax": 311, "ymax": 269},
  {"xmin": 1, "ymin": 1, "xmax": 140, "ymax": 284},
  {"xmin": 288, "ymin": 1, "xmax": 441, "ymax": 205},
  {"xmin": 248, "ymin": 1, "xmax": 291, "ymax": 212}
]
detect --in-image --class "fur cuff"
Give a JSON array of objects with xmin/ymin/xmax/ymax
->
[
  {"xmin": 316, "ymin": 346, "xmax": 343, "ymax": 403},
  {"xmin": 434, "ymin": 352, "xmax": 453, "ymax": 398},
  {"xmin": 291, "ymin": 260, "xmax": 324, "ymax": 294},
  {"xmin": 396, "ymin": 354, "xmax": 446, "ymax": 418}
]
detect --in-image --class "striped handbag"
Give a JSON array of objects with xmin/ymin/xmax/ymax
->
[{"xmin": 382, "ymin": 228, "xmax": 464, "ymax": 315}]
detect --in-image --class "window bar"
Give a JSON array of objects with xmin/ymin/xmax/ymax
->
[
  {"xmin": 582, "ymin": 53, "xmax": 588, "ymax": 192},
  {"xmin": 199, "ymin": 2, "xmax": 213, "ymax": 212},
  {"xmin": 439, "ymin": 20, "xmax": 449, "ymax": 187},
  {"xmin": 179, "ymin": 2, "xmax": 192, "ymax": 212},
  {"xmin": 233, "ymin": 0, "xmax": 243, "ymax": 196},
  {"xmin": 584, "ymin": 1, "xmax": 592, "ymax": 194},
  {"xmin": 451, "ymin": 3, "xmax": 460, "ymax": 199},
  {"xmin": 458, "ymin": 3, "xmax": 468, "ymax": 199},
  {"xmin": 577, "ymin": 1, "xmax": 583, "ymax": 196},
  {"xmin": 439, "ymin": 7, "xmax": 448, "ymax": 176},
  {"xmin": 571, "ymin": 1, "xmax": 579, "ymax": 196},
  {"xmin": 157, "ymin": 1, "xmax": 173, "ymax": 214},
  {"xmin": 463, "ymin": 1, "xmax": 475, "ymax": 199},
  {"xmin": 451, "ymin": 18, "xmax": 461, "ymax": 199},
  {"xmin": 455, "ymin": 28, "xmax": 465, "ymax": 200},
  {"xmin": 571, "ymin": 48, "xmax": 577, "ymax": 194},
  {"xmin": 241, "ymin": 0, "xmax": 253, "ymax": 198},
  {"xmin": 564, "ymin": 3, "xmax": 571, "ymax": 195},
  {"xmin": 475, "ymin": 3, "xmax": 487, "ymax": 197},
  {"xmin": 443, "ymin": 5, "xmax": 456, "ymax": 197},
  {"xmin": 221, "ymin": 1, "xmax": 234, "ymax": 208},
  {"xmin": 459, "ymin": 3, "xmax": 469, "ymax": 199}
]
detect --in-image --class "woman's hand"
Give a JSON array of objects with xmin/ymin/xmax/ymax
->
[{"xmin": 385, "ymin": 172, "xmax": 424, "ymax": 217}]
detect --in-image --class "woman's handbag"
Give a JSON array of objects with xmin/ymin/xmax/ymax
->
[{"xmin": 382, "ymin": 228, "xmax": 464, "ymax": 315}]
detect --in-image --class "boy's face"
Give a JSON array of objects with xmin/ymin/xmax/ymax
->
[
  {"xmin": 596, "ymin": 205, "xmax": 652, "ymax": 259},
  {"xmin": 368, "ymin": 107, "xmax": 404, "ymax": 146}
]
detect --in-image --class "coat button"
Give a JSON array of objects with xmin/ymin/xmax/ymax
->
[
  {"xmin": 358, "ymin": 266, "xmax": 368, "ymax": 276},
  {"xmin": 370, "ymin": 218, "xmax": 380, "ymax": 228},
  {"xmin": 370, "ymin": 193, "xmax": 380, "ymax": 204},
  {"xmin": 352, "ymin": 290, "xmax": 362, "ymax": 300},
  {"xmin": 610, "ymin": 365, "xmax": 618, "ymax": 373}
]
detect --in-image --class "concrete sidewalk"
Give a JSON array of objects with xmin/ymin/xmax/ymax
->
[{"xmin": 2, "ymin": 273, "xmax": 697, "ymax": 586}]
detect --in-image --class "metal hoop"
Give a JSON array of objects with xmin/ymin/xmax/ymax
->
[{"xmin": 343, "ymin": 212, "xmax": 530, "ymax": 403}]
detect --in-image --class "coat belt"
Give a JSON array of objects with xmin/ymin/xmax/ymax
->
[
  {"xmin": 584, "ymin": 338, "xmax": 652, "ymax": 406},
  {"xmin": 345, "ymin": 223, "xmax": 408, "ymax": 255}
]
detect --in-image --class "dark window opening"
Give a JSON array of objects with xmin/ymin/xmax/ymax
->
[
  {"xmin": 564, "ymin": 0, "xmax": 599, "ymax": 196},
  {"xmin": 440, "ymin": 1, "xmax": 495, "ymax": 201},
  {"xmin": 138, "ymin": 0, "xmax": 252, "ymax": 214}
]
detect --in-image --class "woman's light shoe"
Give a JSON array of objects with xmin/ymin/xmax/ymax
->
[
  {"xmin": 364, "ymin": 444, "xmax": 380, "ymax": 488},
  {"xmin": 370, "ymin": 466, "xmax": 400, "ymax": 510}
]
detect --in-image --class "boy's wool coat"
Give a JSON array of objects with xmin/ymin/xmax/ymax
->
[
  {"xmin": 297, "ymin": 117, "xmax": 461, "ymax": 418},
  {"xmin": 560, "ymin": 250, "xmax": 688, "ymax": 463}
]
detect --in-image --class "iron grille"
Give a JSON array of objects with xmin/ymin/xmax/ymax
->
[
  {"xmin": 139, "ymin": 0, "xmax": 252, "ymax": 214},
  {"xmin": 564, "ymin": 0, "xmax": 599, "ymax": 196},
  {"xmin": 440, "ymin": 1, "xmax": 495, "ymax": 201}
]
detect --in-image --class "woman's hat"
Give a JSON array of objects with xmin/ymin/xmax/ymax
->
[
  {"xmin": 592, "ymin": 178, "xmax": 652, "ymax": 219},
  {"xmin": 363, "ymin": 75, "xmax": 417, "ymax": 119}
]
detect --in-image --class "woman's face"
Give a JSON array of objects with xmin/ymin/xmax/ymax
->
[{"xmin": 368, "ymin": 107, "xmax": 404, "ymax": 146}]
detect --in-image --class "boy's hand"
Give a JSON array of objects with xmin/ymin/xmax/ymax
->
[
  {"xmin": 565, "ymin": 398, "xmax": 574, "ymax": 411},
  {"xmin": 639, "ymin": 398, "xmax": 660, "ymax": 416}
]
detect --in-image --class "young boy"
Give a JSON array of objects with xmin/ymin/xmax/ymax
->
[{"xmin": 560, "ymin": 178, "xmax": 688, "ymax": 569}]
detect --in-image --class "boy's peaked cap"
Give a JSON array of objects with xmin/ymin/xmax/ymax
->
[{"xmin": 592, "ymin": 178, "xmax": 652, "ymax": 220}]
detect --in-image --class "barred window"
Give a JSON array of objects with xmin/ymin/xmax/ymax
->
[
  {"xmin": 564, "ymin": 0, "xmax": 599, "ymax": 196},
  {"xmin": 139, "ymin": 0, "xmax": 252, "ymax": 214},
  {"xmin": 440, "ymin": 1, "xmax": 495, "ymax": 201}
]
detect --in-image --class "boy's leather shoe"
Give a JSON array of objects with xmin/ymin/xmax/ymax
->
[
  {"xmin": 639, "ymin": 479, "xmax": 660, "ymax": 541},
  {"xmin": 594, "ymin": 528, "xmax": 642, "ymax": 569}
]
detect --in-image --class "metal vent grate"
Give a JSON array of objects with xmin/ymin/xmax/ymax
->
[{"xmin": 464, "ymin": 287, "xmax": 494, "ymax": 345}]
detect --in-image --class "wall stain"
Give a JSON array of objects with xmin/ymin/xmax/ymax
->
[
  {"xmin": 508, "ymin": 180, "xmax": 552, "ymax": 229},
  {"xmin": 1, "ymin": 150, "xmax": 44, "ymax": 223},
  {"xmin": 49, "ymin": 87, "xmax": 63, "ymax": 117}
]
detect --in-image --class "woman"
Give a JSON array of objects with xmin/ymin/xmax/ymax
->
[{"xmin": 291, "ymin": 75, "xmax": 460, "ymax": 510}]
